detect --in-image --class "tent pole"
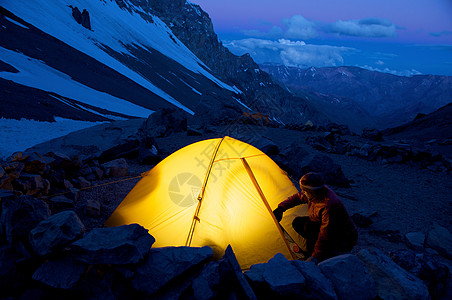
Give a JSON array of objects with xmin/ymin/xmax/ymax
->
[
  {"xmin": 185, "ymin": 137, "xmax": 225, "ymax": 246},
  {"xmin": 240, "ymin": 157, "xmax": 296, "ymax": 260}
]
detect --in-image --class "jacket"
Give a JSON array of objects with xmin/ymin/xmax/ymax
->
[{"xmin": 278, "ymin": 186, "xmax": 357, "ymax": 260}]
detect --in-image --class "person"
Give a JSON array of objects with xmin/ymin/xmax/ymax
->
[{"xmin": 273, "ymin": 172, "xmax": 357, "ymax": 263}]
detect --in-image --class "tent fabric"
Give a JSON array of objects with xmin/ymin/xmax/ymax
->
[{"xmin": 105, "ymin": 136, "xmax": 306, "ymax": 270}]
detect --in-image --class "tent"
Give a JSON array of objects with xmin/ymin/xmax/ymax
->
[{"xmin": 105, "ymin": 136, "xmax": 307, "ymax": 270}]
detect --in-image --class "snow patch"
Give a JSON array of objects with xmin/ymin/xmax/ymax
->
[
  {"xmin": 5, "ymin": 16, "xmax": 29, "ymax": 29},
  {"xmin": 0, "ymin": 117, "xmax": 105, "ymax": 159}
]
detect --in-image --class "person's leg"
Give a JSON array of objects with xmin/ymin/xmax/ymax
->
[{"xmin": 292, "ymin": 217, "xmax": 320, "ymax": 255}]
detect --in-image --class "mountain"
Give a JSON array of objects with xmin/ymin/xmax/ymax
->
[
  {"xmin": 0, "ymin": 0, "xmax": 327, "ymax": 126},
  {"xmin": 261, "ymin": 64, "xmax": 452, "ymax": 131}
]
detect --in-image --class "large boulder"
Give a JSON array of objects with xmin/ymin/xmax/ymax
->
[
  {"xmin": 29, "ymin": 210, "xmax": 85, "ymax": 257},
  {"xmin": 131, "ymin": 246, "xmax": 213, "ymax": 296},
  {"xmin": 301, "ymin": 154, "xmax": 350, "ymax": 187},
  {"xmin": 1, "ymin": 195, "xmax": 50, "ymax": 243},
  {"xmin": 139, "ymin": 108, "xmax": 187, "ymax": 138},
  {"xmin": 425, "ymin": 223, "xmax": 452, "ymax": 259},
  {"xmin": 70, "ymin": 224, "xmax": 154, "ymax": 264},
  {"xmin": 318, "ymin": 254, "xmax": 377, "ymax": 300},
  {"xmin": 356, "ymin": 247, "xmax": 430, "ymax": 300},
  {"xmin": 244, "ymin": 253, "xmax": 306, "ymax": 298},
  {"xmin": 291, "ymin": 260, "xmax": 338, "ymax": 300},
  {"xmin": 32, "ymin": 255, "xmax": 87, "ymax": 289}
]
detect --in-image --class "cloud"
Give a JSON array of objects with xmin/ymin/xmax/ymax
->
[
  {"xmin": 359, "ymin": 65, "xmax": 422, "ymax": 77},
  {"xmin": 326, "ymin": 17, "xmax": 397, "ymax": 37},
  {"xmin": 224, "ymin": 38, "xmax": 355, "ymax": 68},
  {"xmin": 375, "ymin": 60, "xmax": 385, "ymax": 65},
  {"xmin": 430, "ymin": 30, "xmax": 452, "ymax": 37},
  {"xmin": 243, "ymin": 26, "xmax": 284, "ymax": 38},
  {"xmin": 282, "ymin": 15, "xmax": 318, "ymax": 39}
]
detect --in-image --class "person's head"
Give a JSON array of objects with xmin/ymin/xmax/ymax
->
[{"xmin": 299, "ymin": 172, "xmax": 326, "ymax": 200}]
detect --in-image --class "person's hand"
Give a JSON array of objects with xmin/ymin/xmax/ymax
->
[
  {"xmin": 272, "ymin": 207, "xmax": 284, "ymax": 222},
  {"xmin": 306, "ymin": 256, "xmax": 318, "ymax": 264}
]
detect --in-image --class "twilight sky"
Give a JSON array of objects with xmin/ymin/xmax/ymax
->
[{"xmin": 191, "ymin": 0, "xmax": 452, "ymax": 76}]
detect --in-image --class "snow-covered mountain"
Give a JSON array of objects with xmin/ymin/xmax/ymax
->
[{"xmin": 0, "ymin": 0, "xmax": 245, "ymax": 122}]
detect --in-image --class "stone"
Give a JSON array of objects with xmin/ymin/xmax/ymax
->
[
  {"xmin": 71, "ymin": 6, "xmax": 82, "ymax": 24},
  {"xmin": 223, "ymin": 245, "xmax": 256, "ymax": 299},
  {"xmin": 318, "ymin": 254, "xmax": 377, "ymax": 300},
  {"xmin": 291, "ymin": 260, "xmax": 338, "ymax": 300},
  {"xmin": 29, "ymin": 210, "xmax": 85, "ymax": 257},
  {"xmin": 71, "ymin": 224, "xmax": 154, "ymax": 264},
  {"xmin": 426, "ymin": 223, "xmax": 452, "ymax": 259},
  {"xmin": 81, "ymin": 9, "xmax": 91, "ymax": 30},
  {"xmin": 1, "ymin": 195, "xmax": 50, "ymax": 243},
  {"xmin": 102, "ymin": 158, "xmax": 128, "ymax": 178},
  {"xmin": 405, "ymin": 232, "xmax": 425, "ymax": 251},
  {"xmin": 362, "ymin": 128, "xmax": 383, "ymax": 141},
  {"xmin": 351, "ymin": 212, "xmax": 373, "ymax": 228},
  {"xmin": 357, "ymin": 247, "xmax": 430, "ymax": 300},
  {"xmin": 23, "ymin": 152, "xmax": 47, "ymax": 174},
  {"xmin": 138, "ymin": 146, "xmax": 162, "ymax": 165},
  {"xmin": 191, "ymin": 260, "xmax": 227, "ymax": 300},
  {"xmin": 132, "ymin": 246, "xmax": 213, "ymax": 296},
  {"xmin": 139, "ymin": 108, "xmax": 187, "ymax": 138},
  {"xmin": 77, "ymin": 176, "xmax": 91, "ymax": 189},
  {"xmin": 98, "ymin": 139, "xmax": 141, "ymax": 163},
  {"xmin": 85, "ymin": 199, "xmax": 101, "ymax": 218},
  {"xmin": 48, "ymin": 195, "xmax": 74, "ymax": 211},
  {"xmin": 32, "ymin": 255, "xmax": 87, "ymax": 289},
  {"xmin": 301, "ymin": 154, "xmax": 350, "ymax": 187},
  {"xmin": 263, "ymin": 253, "xmax": 306, "ymax": 296}
]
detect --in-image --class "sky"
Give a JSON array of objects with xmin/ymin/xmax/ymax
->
[{"xmin": 191, "ymin": 0, "xmax": 452, "ymax": 76}]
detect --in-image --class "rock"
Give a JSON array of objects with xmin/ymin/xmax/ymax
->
[
  {"xmin": 77, "ymin": 176, "xmax": 91, "ymax": 189},
  {"xmin": 244, "ymin": 254, "xmax": 306, "ymax": 298},
  {"xmin": 263, "ymin": 253, "xmax": 306, "ymax": 296},
  {"xmin": 29, "ymin": 210, "xmax": 85, "ymax": 257},
  {"xmin": 191, "ymin": 260, "xmax": 229, "ymax": 300},
  {"xmin": 137, "ymin": 146, "xmax": 162, "ymax": 165},
  {"xmin": 71, "ymin": 6, "xmax": 82, "ymax": 24},
  {"xmin": 223, "ymin": 245, "xmax": 256, "ymax": 299},
  {"xmin": 23, "ymin": 152, "xmax": 47, "ymax": 174},
  {"xmin": 405, "ymin": 232, "xmax": 426, "ymax": 251},
  {"xmin": 389, "ymin": 249, "xmax": 419, "ymax": 273},
  {"xmin": 132, "ymin": 246, "xmax": 213, "ymax": 296},
  {"xmin": 102, "ymin": 158, "xmax": 128, "ymax": 178},
  {"xmin": 1, "ymin": 195, "xmax": 50, "ymax": 243},
  {"xmin": 351, "ymin": 212, "xmax": 373, "ymax": 228},
  {"xmin": 291, "ymin": 260, "xmax": 338, "ymax": 300},
  {"xmin": 426, "ymin": 223, "xmax": 452, "ymax": 259},
  {"xmin": 98, "ymin": 139, "xmax": 141, "ymax": 163},
  {"xmin": 16, "ymin": 173, "xmax": 45, "ymax": 196},
  {"xmin": 318, "ymin": 254, "xmax": 377, "ymax": 300},
  {"xmin": 85, "ymin": 199, "xmax": 101, "ymax": 218},
  {"xmin": 301, "ymin": 154, "xmax": 350, "ymax": 187},
  {"xmin": 48, "ymin": 195, "xmax": 74, "ymax": 211},
  {"xmin": 139, "ymin": 108, "xmax": 187, "ymax": 138},
  {"xmin": 70, "ymin": 224, "xmax": 154, "ymax": 264},
  {"xmin": 357, "ymin": 247, "xmax": 430, "ymax": 300},
  {"xmin": 362, "ymin": 128, "xmax": 383, "ymax": 141},
  {"xmin": 32, "ymin": 255, "xmax": 87, "ymax": 289},
  {"xmin": 187, "ymin": 126, "xmax": 203, "ymax": 136},
  {"xmin": 0, "ymin": 170, "xmax": 13, "ymax": 190},
  {"xmin": 81, "ymin": 9, "xmax": 91, "ymax": 30},
  {"xmin": 251, "ymin": 137, "xmax": 279, "ymax": 156}
]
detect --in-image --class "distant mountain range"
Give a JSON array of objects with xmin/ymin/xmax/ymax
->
[{"xmin": 261, "ymin": 64, "xmax": 452, "ymax": 131}]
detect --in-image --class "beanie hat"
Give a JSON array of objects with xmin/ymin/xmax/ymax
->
[{"xmin": 299, "ymin": 172, "xmax": 325, "ymax": 190}]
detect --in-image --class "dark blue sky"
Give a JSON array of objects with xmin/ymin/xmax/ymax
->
[{"xmin": 191, "ymin": 0, "xmax": 452, "ymax": 76}]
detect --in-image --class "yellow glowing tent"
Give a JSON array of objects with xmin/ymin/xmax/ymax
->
[{"xmin": 105, "ymin": 136, "xmax": 307, "ymax": 270}]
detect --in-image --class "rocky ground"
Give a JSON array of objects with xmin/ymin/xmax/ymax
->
[
  {"xmin": 1, "ymin": 111, "xmax": 451, "ymax": 299},
  {"xmin": 75, "ymin": 122, "xmax": 452, "ymax": 264}
]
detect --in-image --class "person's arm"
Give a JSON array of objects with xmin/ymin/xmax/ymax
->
[
  {"xmin": 278, "ymin": 192, "xmax": 305, "ymax": 210},
  {"xmin": 273, "ymin": 192, "xmax": 304, "ymax": 222}
]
